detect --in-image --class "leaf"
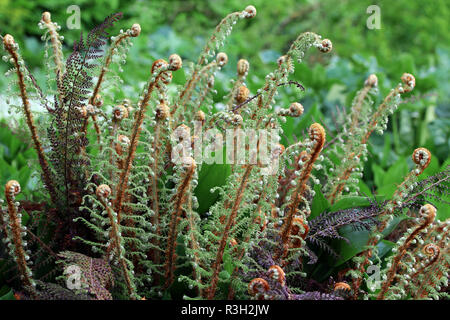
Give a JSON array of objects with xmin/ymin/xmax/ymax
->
[
  {"xmin": 373, "ymin": 240, "xmax": 396, "ymax": 261},
  {"xmin": 223, "ymin": 252, "xmax": 234, "ymax": 275},
  {"xmin": 332, "ymin": 227, "xmax": 370, "ymax": 267},
  {"xmin": 371, "ymin": 163, "xmax": 385, "ymax": 189},
  {"xmin": 0, "ymin": 286, "xmax": 15, "ymax": 300},
  {"xmin": 358, "ymin": 180, "xmax": 372, "ymax": 196},
  {"xmin": 309, "ymin": 184, "xmax": 329, "ymax": 220},
  {"xmin": 382, "ymin": 158, "xmax": 408, "ymax": 187},
  {"xmin": 380, "ymin": 134, "xmax": 391, "ymax": 168},
  {"xmin": 194, "ymin": 162, "xmax": 231, "ymax": 214},
  {"xmin": 373, "ymin": 157, "xmax": 408, "ymax": 198},
  {"xmin": 332, "ymin": 214, "xmax": 407, "ymax": 266},
  {"xmin": 219, "ymin": 270, "xmax": 230, "ymax": 281}
]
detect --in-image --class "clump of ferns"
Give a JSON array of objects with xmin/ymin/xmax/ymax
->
[
  {"xmin": 231, "ymin": 71, "xmax": 449, "ymax": 300},
  {"xmin": 373, "ymin": 205, "xmax": 449, "ymax": 300},
  {"xmin": 322, "ymin": 73, "xmax": 416, "ymax": 205},
  {"xmin": 343, "ymin": 149, "xmax": 449, "ymax": 300},
  {"xmin": 1, "ymin": 5, "xmax": 448, "ymax": 301}
]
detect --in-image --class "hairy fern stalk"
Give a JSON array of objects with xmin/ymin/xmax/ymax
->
[{"xmin": 0, "ymin": 6, "xmax": 448, "ymax": 300}]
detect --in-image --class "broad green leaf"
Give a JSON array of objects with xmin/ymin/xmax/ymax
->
[
  {"xmin": 373, "ymin": 240, "xmax": 396, "ymax": 261},
  {"xmin": 371, "ymin": 163, "xmax": 385, "ymax": 189},
  {"xmin": 194, "ymin": 162, "xmax": 231, "ymax": 214},
  {"xmin": 0, "ymin": 286, "xmax": 15, "ymax": 300},
  {"xmin": 332, "ymin": 214, "xmax": 407, "ymax": 266},
  {"xmin": 309, "ymin": 184, "xmax": 329, "ymax": 220},
  {"xmin": 382, "ymin": 157, "xmax": 408, "ymax": 187},
  {"xmin": 375, "ymin": 184, "xmax": 397, "ymax": 199},
  {"xmin": 223, "ymin": 252, "xmax": 234, "ymax": 275},
  {"xmin": 380, "ymin": 134, "xmax": 391, "ymax": 168}
]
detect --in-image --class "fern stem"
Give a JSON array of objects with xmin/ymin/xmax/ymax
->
[
  {"xmin": 206, "ymin": 164, "xmax": 253, "ymax": 299},
  {"xmin": 164, "ymin": 157, "xmax": 196, "ymax": 289},
  {"xmin": 85, "ymin": 24, "xmax": 141, "ymax": 142},
  {"xmin": 113, "ymin": 59, "xmax": 171, "ymax": 223},
  {"xmin": 278, "ymin": 123, "xmax": 325, "ymax": 258},
  {"xmin": 2, "ymin": 35, "xmax": 58, "ymax": 205},
  {"xmin": 40, "ymin": 12, "xmax": 64, "ymax": 87},
  {"xmin": 146, "ymin": 102, "xmax": 169, "ymax": 284},
  {"xmin": 96, "ymin": 184, "xmax": 136, "ymax": 299},
  {"xmin": 3, "ymin": 181, "xmax": 34, "ymax": 288}
]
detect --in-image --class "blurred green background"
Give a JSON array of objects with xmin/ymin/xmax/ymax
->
[{"xmin": 0, "ymin": 0, "xmax": 448, "ymax": 206}]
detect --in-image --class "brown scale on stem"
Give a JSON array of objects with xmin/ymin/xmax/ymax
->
[
  {"xmin": 40, "ymin": 12, "xmax": 64, "ymax": 86},
  {"xmin": 96, "ymin": 184, "xmax": 136, "ymax": 299},
  {"xmin": 3, "ymin": 181, "xmax": 33, "ymax": 288},
  {"xmin": 113, "ymin": 57, "xmax": 180, "ymax": 224},
  {"xmin": 146, "ymin": 99, "xmax": 170, "ymax": 285},
  {"xmin": 206, "ymin": 164, "xmax": 253, "ymax": 299},
  {"xmin": 227, "ymin": 151, "xmax": 284, "ymax": 299},
  {"xmin": 84, "ymin": 23, "xmax": 141, "ymax": 143},
  {"xmin": 327, "ymin": 75, "xmax": 416, "ymax": 205},
  {"xmin": 207, "ymin": 116, "xmax": 270, "ymax": 277},
  {"xmin": 277, "ymin": 123, "xmax": 325, "ymax": 259},
  {"xmin": 164, "ymin": 157, "xmax": 196, "ymax": 289},
  {"xmin": 2, "ymin": 35, "xmax": 58, "ymax": 205}
]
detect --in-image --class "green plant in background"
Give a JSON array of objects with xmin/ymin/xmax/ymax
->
[{"xmin": 0, "ymin": 4, "xmax": 448, "ymax": 301}]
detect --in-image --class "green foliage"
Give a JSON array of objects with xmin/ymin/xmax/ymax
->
[{"xmin": 0, "ymin": 121, "xmax": 38, "ymax": 199}]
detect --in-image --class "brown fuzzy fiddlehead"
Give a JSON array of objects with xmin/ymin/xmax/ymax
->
[
  {"xmin": 2, "ymin": 181, "xmax": 34, "ymax": 289},
  {"xmin": 40, "ymin": 12, "xmax": 64, "ymax": 85},
  {"xmin": 248, "ymin": 278, "xmax": 270, "ymax": 299}
]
